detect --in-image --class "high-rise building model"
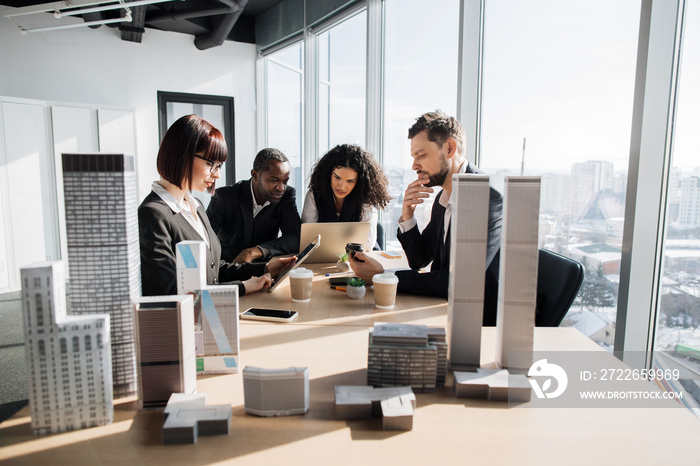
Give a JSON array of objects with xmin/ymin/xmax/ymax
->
[
  {"xmin": 176, "ymin": 241, "xmax": 240, "ymax": 374},
  {"xmin": 367, "ymin": 323, "xmax": 446, "ymax": 393},
  {"xmin": 62, "ymin": 153, "xmax": 140, "ymax": 397},
  {"xmin": 243, "ymin": 366, "xmax": 309, "ymax": 417},
  {"xmin": 21, "ymin": 261, "xmax": 113, "ymax": 435},
  {"xmin": 134, "ymin": 295, "xmax": 196, "ymax": 409},
  {"xmin": 495, "ymin": 177, "xmax": 541, "ymax": 374},
  {"xmin": 447, "ymin": 174, "xmax": 491, "ymax": 370},
  {"xmin": 454, "ymin": 368, "xmax": 531, "ymax": 402}
]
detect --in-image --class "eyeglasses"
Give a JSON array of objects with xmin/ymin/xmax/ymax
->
[{"xmin": 194, "ymin": 154, "xmax": 224, "ymax": 174}]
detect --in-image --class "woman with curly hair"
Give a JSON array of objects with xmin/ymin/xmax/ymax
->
[{"xmin": 301, "ymin": 144, "xmax": 391, "ymax": 249}]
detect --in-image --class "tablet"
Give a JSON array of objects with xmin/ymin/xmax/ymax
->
[{"xmin": 267, "ymin": 234, "xmax": 321, "ymax": 292}]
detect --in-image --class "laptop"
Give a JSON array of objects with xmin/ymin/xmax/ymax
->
[
  {"xmin": 267, "ymin": 234, "xmax": 321, "ymax": 292},
  {"xmin": 299, "ymin": 222, "xmax": 371, "ymax": 263}
]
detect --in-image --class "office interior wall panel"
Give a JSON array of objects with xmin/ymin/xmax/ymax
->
[{"xmin": 1, "ymin": 101, "xmax": 58, "ymax": 290}]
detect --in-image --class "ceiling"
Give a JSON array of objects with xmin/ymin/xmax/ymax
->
[{"xmin": 1, "ymin": 0, "xmax": 285, "ymax": 48}]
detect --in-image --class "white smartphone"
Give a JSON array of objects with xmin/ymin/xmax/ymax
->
[{"xmin": 240, "ymin": 308, "xmax": 299, "ymax": 323}]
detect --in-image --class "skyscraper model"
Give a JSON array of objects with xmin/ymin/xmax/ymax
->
[
  {"xmin": 21, "ymin": 261, "xmax": 113, "ymax": 435},
  {"xmin": 177, "ymin": 241, "xmax": 240, "ymax": 374},
  {"xmin": 62, "ymin": 153, "xmax": 141, "ymax": 397},
  {"xmin": 134, "ymin": 295, "xmax": 196, "ymax": 409},
  {"xmin": 495, "ymin": 176, "xmax": 541, "ymax": 373},
  {"xmin": 447, "ymin": 174, "xmax": 491, "ymax": 370}
]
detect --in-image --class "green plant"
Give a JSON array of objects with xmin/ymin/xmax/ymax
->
[
  {"xmin": 348, "ymin": 277, "xmax": 366, "ymax": 287},
  {"xmin": 338, "ymin": 252, "xmax": 350, "ymax": 262}
]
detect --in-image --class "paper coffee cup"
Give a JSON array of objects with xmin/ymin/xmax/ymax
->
[
  {"xmin": 289, "ymin": 267, "xmax": 313, "ymax": 302},
  {"xmin": 372, "ymin": 273, "xmax": 399, "ymax": 309}
]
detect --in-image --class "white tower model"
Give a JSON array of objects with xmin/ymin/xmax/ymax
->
[
  {"xmin": 495, "ymin": 176, "xmax": 541, "ymax": 373},
  {"xmin": 134, "ymin": 295, "xmax": 196, "ymax": 409},
  {"xmin": 21, "ymin": 261, "xmax": 113, "ymax": 435},
  {"xmin": 177, "ymin": 241, "xmax": 241, "ymax": 374},
  {"xmin": 62, "ymin": 153, "xmax": 141, "ymax": 397},
  {"xmin": 447, "ymin": 174, "xmax": 491, "ymax": 370}
]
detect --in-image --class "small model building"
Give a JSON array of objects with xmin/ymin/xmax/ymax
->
[
  {"xmin": 242, "ymin": 366, "xmax": 309, "ymax": 416},
  {"xmin": 495, "ymin": 177, "xmax": 541, "ymax": 373},
  {"xmin": 177, "ymin": 241, "xmax": 241, "ymax": 374},
  {"xmin": 454, "ymin": 368, "xmax": 531, "ymax": 402},
  {"xmin": 367, "ymin": 323, "xmax": 447, "ymax": 393},
  {"xmin": 62, "ymin": 153, "xmax": 141, "ymax": 397},
  {"xmin": 162, "ymin": 393, "xmax": 232, "ymax": 445},
  {"xmin": 334, "ymin": 386, "xmax": 416, "ymax": 431},
  {"xmin": 21, "ymin": 261, "xmax": 113, "ymax": 435},
  {"xmin": 134, "ymin": 295, "xmax": 196, "ymax": 409},
  {"xmin": 447, "ymin": 174, "xmax": 491, "ymax": 370}
]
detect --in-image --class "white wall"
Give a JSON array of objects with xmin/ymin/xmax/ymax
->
[{"xmin": 0, "ymin": 15, "xmax": 258, "ymax": 201}]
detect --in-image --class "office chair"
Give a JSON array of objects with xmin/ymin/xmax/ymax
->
[
  {"xmin": 482, "ymin": 249, "xmax": 584, "ymax": 327},
  {"xmin": 535, "ymin": 249, "xmax": 584, "ymax": 327},
  {"xmin": 375, "ymin": 222, "xmax": 385, "ymax": 250}
]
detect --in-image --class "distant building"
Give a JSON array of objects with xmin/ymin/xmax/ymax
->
[
  {"xmin": 62, "ymin": 153, "xmax": 141, "ymax": 397},
  {"xmin": 21, "ymin": 261, "xmax": 113, "ymax": 435},
  {"xmin": 569, "ymin": 243, "xmax": 621, "ymax": 275},
  {"xmin": 679, "ymin": 177, "xmax": 700, "ymax": 228},
  {"xmin": 570, "ymin": 160, "xmax": 614, "ymax": 219},
  {"xmin": 540, "ymin": 172, "xmax": 571, "ymax": 216}
]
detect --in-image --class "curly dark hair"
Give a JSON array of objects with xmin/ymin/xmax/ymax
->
[{"xmin": 308, "ymin": 144, "xmax": 391, "ymax": 218}]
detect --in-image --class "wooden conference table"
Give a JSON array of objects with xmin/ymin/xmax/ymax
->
[{"xmin": 1, "ymin": 256, "xmax": 699, "ymax": 465}]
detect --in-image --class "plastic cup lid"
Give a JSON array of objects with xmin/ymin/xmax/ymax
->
[
  {"xmin": 372, "ymin": 272, "xmax": 398, "ymax": 284},
  {"xmin": 289, "ymin": 267, "xmax": 313, "ymax": 279}
]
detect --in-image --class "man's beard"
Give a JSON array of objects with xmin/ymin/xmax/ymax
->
[{"xmin": 424, "ymin": 152, "xmax": 451, "ymax": 187}]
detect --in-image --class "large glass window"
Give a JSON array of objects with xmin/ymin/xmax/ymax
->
[
  {"xmin": 266, "ymin": 42, "xmax": 304, "ymax": 210},
  {"xmin": 654, "ymin": 0, "xmax": 700, "ymax": 404},
  {"xmin": 481, "ymin": 0, "xmax": 641, "ymax": 348},
  {"xmin": 317, "ymin": 10, "xmax": 367, "ymax": 153},
  {"xmin": 381, "ymin": 0, "xmax": 460, "ymax": 249}
]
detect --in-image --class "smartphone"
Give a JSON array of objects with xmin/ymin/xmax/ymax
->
[
  {"xmin": 240, "ymin": 308, "xmax": 299, "ymax": 323},
  {"xmin": 329, "ymin": 276, "xmax": 356, "ymax": 287}
]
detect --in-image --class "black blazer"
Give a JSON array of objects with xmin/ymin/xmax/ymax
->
[
  {"xmin": 396, "ymin": 162, "xmax": 503, "ymax": 324},
  {"xmin": 138, "ymin": 191, "xmax": 266, "ymax": 297},
  {"xmin": 206, "ymin": 180, "xmax": 301, "ymax": 262}
]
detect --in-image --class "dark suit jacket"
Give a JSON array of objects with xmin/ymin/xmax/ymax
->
[
  {"xmin": 206, "ymin": 180, "xmax": 301, "ymax": 262},
  {"xmin": 396, "ymin": 162, "xmax": 503, "ymax": 325},
  {"xmin": 138, "ymin": 191, "xmax": 266, "ymax": 297}
]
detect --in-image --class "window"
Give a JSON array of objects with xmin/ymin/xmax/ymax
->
[
  {"xmin": 35, "ymin": 293, "xmax": 43, "ymax": 327},
  {"xmin": 317, "ymin": 10, "xmax": 367, "ymax": 153},
  {"xmin": 73, "ymin": 336, "xmax": 79, "ymax": 353},
  {"xmin": 85, "ymin": 335, "xmax": 91, "ymax": 351},
  {"xmin": 265, "ymin": 42, "xmax": 304, "ymax": 210},
  {"xmin": 654, "ymin": 0, "xmax": 700, "ymax": 404},
  {"xmin": 60, "ymin": 338, "xmax": 67, "ymax": 354},
  {"xmin": 480, "ymin": 0, "xmax": 640, "ymax": 348},
  {"xmin": 381, "ymin": 0, "xmax": 460, "ymax": 249}
]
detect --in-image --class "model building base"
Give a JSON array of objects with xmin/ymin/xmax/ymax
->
[
  {"xmin": 243, "ymin": 366, "xmax": 309, "ymax": 417},
  {"xmin": 162, "ymin": 393, "xmax": 232, "ymax": 445},
  {"xmin": 453, "ymin": 368, "xmax": 531, "ymax": 402},
  {"xmin": 334, "ymin": 386, "xmax": 416, "ymax": 431}
]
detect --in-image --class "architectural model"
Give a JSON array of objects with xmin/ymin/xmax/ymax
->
[
  {"xmin": 367, "ymin": 323, "xmax": 447, "ymax": 393},
  {"xmin": 162, "ymin": 393, "xmax": 232, "ymax": 445},
  {"xmin": 495, "ymin": 176, "xmax": 541, "ymax": 373},
  {"xmin": 454, "ymin": 368, "xmax": 531, "ymax": 402},
  {"xmin": 62, "ymin": 153, "xmax": 141, "ymax": 397},
  {"xmin": 134, "ymin": 295, "xmax": 196, "ymax": 409},
  {"xmin": 447, "ymin": 174, "xmax": 491, "ymax": 370},
  {"xmin": 242, "ymin": 366, "xmax": 309, "ymax": 416},
  {"xmin": 334, "ymin": 386, "xmax": 416, "ymax": 431},
  {"xmin": 176, "ymin": 241, "xmax": 241, "ymax": 374},
  {"xmin": 21, "ymin": 261, "xmax": 113, "ymax": 435}
]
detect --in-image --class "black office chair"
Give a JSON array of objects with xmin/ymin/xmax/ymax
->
[
  {"xmin": 375, "ymin": 222, "xmax": 385, "ymax": 251},
  {"xmin": 482, "ymin": 249, "xmax": 584, "ymax": 327},
  {"xmin": 535, "ymin": 249, "xmax": 584, "ymax": 327}
]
